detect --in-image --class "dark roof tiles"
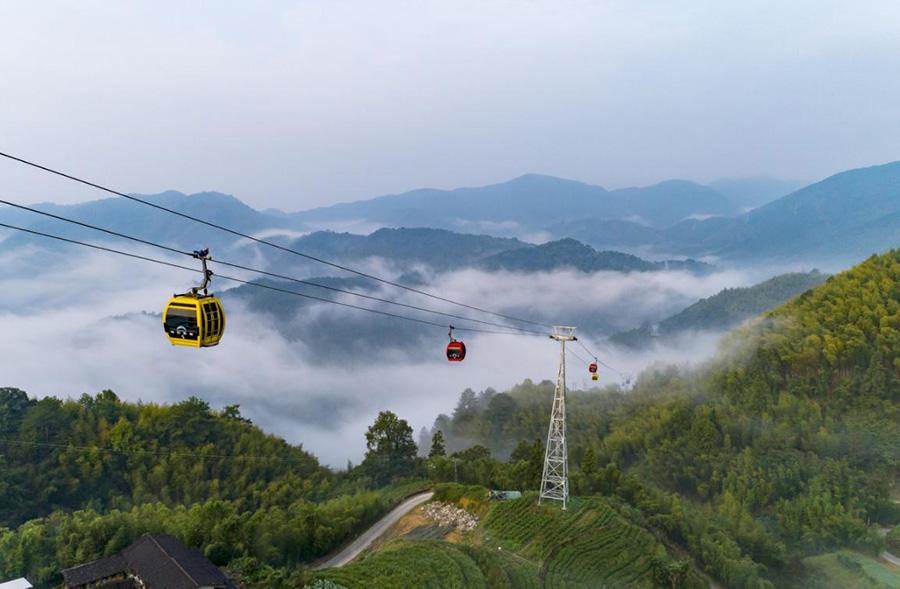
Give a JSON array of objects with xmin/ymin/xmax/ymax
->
[
  {"xmin": 123, "ymin": 534, "xmax": 230, "ymax": 589},
  {"xmin": 61, "ymin": 555, "xmax": 126, "ymax": 586},
  {"xmin": 62, "ymin": 534, "xmax": 232, "ymax": 589}
]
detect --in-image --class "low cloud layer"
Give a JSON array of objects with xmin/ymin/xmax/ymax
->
[{"xmin": 0, "ymin": 245, "xmax": 755, "ymax": 466}]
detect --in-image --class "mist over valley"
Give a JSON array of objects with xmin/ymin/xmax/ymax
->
[
  {"xmin": 2, "ymin": 158, "xmax": 895, "ymax": 470},
  {"xmin": 7, "ymin": 2, "xmax": 900, "ymax": 584}
]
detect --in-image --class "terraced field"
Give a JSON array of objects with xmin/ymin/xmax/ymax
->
[
  {"xmin": 484, "ymin": 495, "xmax": 695, "ymax": 588},
  {"xmin": 314, "ymin": 489, "xmax": 701, "ymax": 588},
  {"xmin": 312, "ymin": 540, "xmax": 542, "ymax": 588}
]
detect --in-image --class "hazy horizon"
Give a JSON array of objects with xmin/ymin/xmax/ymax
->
[{"xmin": 2, "ymin": 1, "xmax": 899, "ymax": 210}]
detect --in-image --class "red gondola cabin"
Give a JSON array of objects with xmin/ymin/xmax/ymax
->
[
  {"xmin": 589, "ymin": 363, "xmax": 598, "ymax": 373},
  {"xmin": 447, "ymin": 341, "xmax": 466, "ymax": 361}
]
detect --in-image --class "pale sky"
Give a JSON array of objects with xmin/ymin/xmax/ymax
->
[{"xmin": 1, "ymin": 0, "xmax": 899, "ymax": 210}]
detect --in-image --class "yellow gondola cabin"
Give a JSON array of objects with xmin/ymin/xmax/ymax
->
[
  {"xmin": 163, "ymin": 295, "xmax": 225, "ymax": 347},
  {"xmin": 163, "ymin": 248, "xmax": 225, "ymax": 348}
]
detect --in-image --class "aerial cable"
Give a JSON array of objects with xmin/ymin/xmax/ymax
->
[
  {"xmin": 0, "ymin": 151, "xmax": 555, "ymax": 329},
  {"xmin": 0, "ymin": 222, "xmax": 546, "ymax": 337},
  {"xmin": 566, "ymin": 347, "xmax": 591, "ymax": 367},
  {"xmin": 0, "ymin": 199, "xmax": 550, "ymax": 336},
  {"xmin": 575, "ymin": 338, "xmax": 623, "ymax": 376},
  {"xmin": 567, "ymin": 348, "xmax": 615, "ymax": 374}
]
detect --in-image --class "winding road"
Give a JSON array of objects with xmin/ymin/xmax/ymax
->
[
  {"xmin": 881, "ymin": 551, "xmax": 900, "ymax": 568},
  {"xmin": 314, "ymin": 490, "xmax": 434, "ymax": 569}
]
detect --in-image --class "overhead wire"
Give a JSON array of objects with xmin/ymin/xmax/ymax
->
[
  {"xmin": 0, "ymin": 199, "xmax": 550, "ymax": 336},
  {"xmin": 565, "ymin": 347, "xmax": 591, "ymax": 367},
  {"xmin": 566, "ymin": 347, "xmax": 614, "ymax": 373},
  {"xmin": 0, "ymin": 151, "xmax": 555, "ymax": 329},
  {"xmin": 575, "ymin": 338, "xmax": 624, "ymax": 376},
  {"xmin": 0, "ymin": 222, "xmax": 546, "ymax": 336}
]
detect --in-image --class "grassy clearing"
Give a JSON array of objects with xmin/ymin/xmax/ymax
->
[{"xmin": 799, "ymin": 551, "xmax": 900, "ymax": 589}]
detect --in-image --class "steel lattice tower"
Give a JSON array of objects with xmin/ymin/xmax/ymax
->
[{"xmin": 540, "ymin": 326, "xmax": 576, "ymax": 509}]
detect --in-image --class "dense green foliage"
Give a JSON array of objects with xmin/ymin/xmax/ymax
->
[
  {"xmin": 428, "ymin": 250, "xmax": 900, "ymax": 586},
  {"xmin": 0, "ymin": 392, "xmax": 427, "ymax": 586},
  {"xmin": 0, "ymin": 493, "xmax": 383, "ymax": 585},
  {"xmin": 361, "ymin": 411, "xmax": 418, "ymax": 486},
  {"xmin": 9, "ymin": 248, "xmax": 900, "ymax": 587},
  {"xmin": 0, "ymin": 390, "xmax": 327, "ymax": 528},
  {"xmin": 611, "ymin": 270, "xmax": 828, "ymax": 348}
]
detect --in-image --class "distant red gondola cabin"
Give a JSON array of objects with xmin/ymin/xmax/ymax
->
[
  {"xmin": 447, "ymin": 341, "xmax": 466, "ymax": 362},
  {"xmin": 589, "ymin": 363, "xmax": 598, "ymax": 373}
]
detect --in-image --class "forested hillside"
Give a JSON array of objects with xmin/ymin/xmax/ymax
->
[
  {"xmin": 423, "ymin": 249, "xmax": 900, "ymax": 587},
  {"xmin": 611, "ymin": 270, "xmax": 828, "ymax": 348},
  {"xmin": 0, "ymin": 390, "xmax": 325, "ymax": 528},
  {"xmin": 0, "ymin": 391, "xmax": 425, "ymax": 586},
  {"xmin": 8, "ymin": 250, "xmax": 900, "ymax": 588}
]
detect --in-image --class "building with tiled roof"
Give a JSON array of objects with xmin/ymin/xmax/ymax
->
[{"xmin": 61, "ymin": 534, "xmax": 236, "ymax": 589}]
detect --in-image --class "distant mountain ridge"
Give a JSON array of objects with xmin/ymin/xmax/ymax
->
[
  {"xmin": 7, "ymin": 160, "xmax": 900, "ymax": 269},
  {"xmin": 0, "ymin": 190, "xmax": 305, "ymax": 254},
  {"xmin": 284, "ymin": 227, "xmax": 526, "ymax": 272},
  {"xmin": 708, "ymin": 176, "xmax": 807, "ymax": 210},
  {"xmin": 291, "ymin": 174, "xmax": 739, "ymax": 231},
  {"xmin": 665, "ymin": 161, "xmax": 900, "ymax": 264},
  {"xmin": 478, "ymin": 238, "xmax": 712, "ymax": 275}
]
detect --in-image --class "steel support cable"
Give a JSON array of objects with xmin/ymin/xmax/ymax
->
[
  {"xmin": 0, "ymin": 151, "xmax": 555, "ymax": 329},
  {"xmin": 566, "ymin": 347, "xmax": 615, "ymax": 373},
  {"xmin": 0, "ymin": 222, "xmax": 546, "ymax": 336},
  {"xmin": 0, "ymin": 199, "xmax": 549, "ymax": 335},
  {"xmin": 566, "ymin": 347, "xmax": 590, "ymax": 366},
  {"xmin": 567, "ymin": 349, "xmax": 616, "ymax": 375},
  {"xmin": 575, "ymin": 338, "xmax": 624, "ymax": 376}
]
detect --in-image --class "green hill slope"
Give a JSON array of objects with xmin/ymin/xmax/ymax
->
[
  {"xmin": 610, "ymin": 270, "xmax": 828, "ymax": 348},
  {"xmin": 0, "ymin": 389, "xmax": 424, "ymax": 586},
  {"xmin": 428, "ymin": 249, "xmax": 900, "ymax": 587},
  {"xmin": 312, "ymin": 490, "xmax": 704, "ymax": 589}
]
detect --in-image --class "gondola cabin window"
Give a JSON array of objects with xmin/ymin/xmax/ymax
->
[
  {"xmin": 164, "ymin": 303, "xmax": 200, "ymax": 342},
  {"xmin": 446, "ymin": 341, "xmax": 466, "ymax": 361}
]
